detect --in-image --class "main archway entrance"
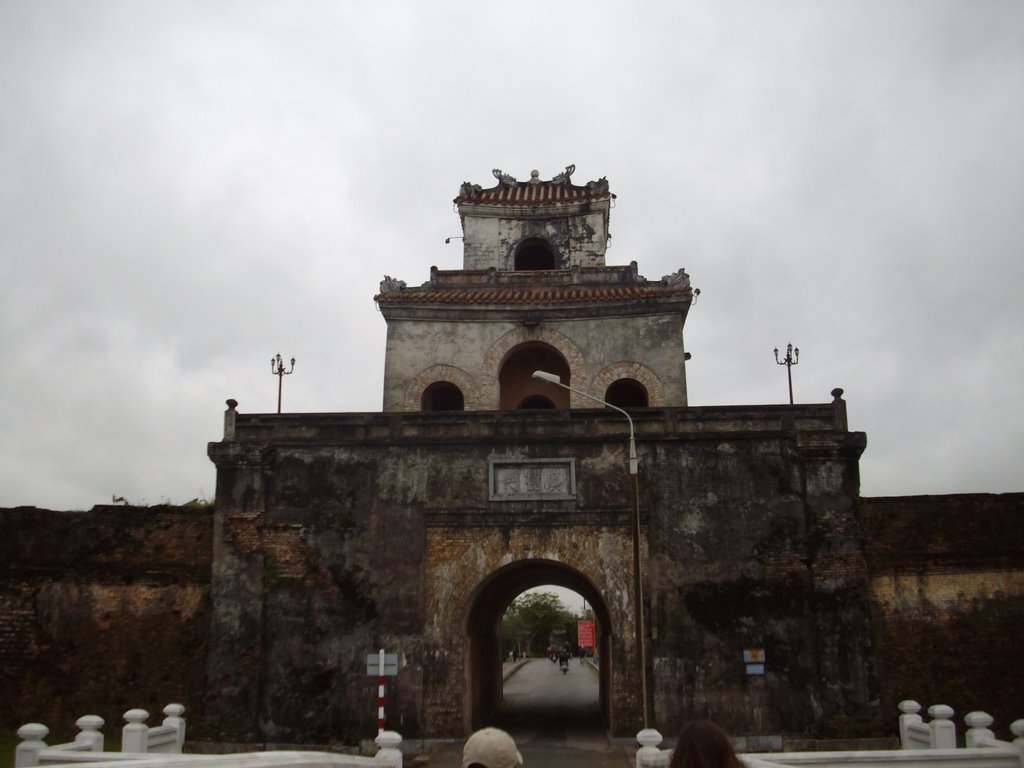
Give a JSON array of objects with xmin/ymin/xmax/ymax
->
[{"xmin": 464, "ymin": 559, "xmax": 612, "ymax": 731}]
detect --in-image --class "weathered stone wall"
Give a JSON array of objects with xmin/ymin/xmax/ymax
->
[
  {"xmin": 0, "ymin": 505, "xmax": 212, "ymax": 734},
  {"xmin": 861, "ymin": 494, "xmax": 1024, "ymax": 738},
  {"xmin": 206, "ymin": 398, "xmax": 873, "ymax": 742},
  {"xmin": 462, "ymin": 209, "xmax": 609, "ymax": 270},
  {"xmin": 381, "ymin": 312, "xmax": 687, "ymax": 412},
  {"xmin": 646, "ymin": 426, "xmax": 878, "ymax": 738},
  {"xmin": 5, "ymin": 430, "xmax": 1021, "ymax": 747}
]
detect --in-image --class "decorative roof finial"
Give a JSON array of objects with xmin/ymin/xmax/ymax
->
[
  {"xmin": 552, "ymin": 164, "xmax": 576, "ymax": 184},
  {"xmin": 492, "ymin": 168, "xmax": 517, "ymax": 184}
]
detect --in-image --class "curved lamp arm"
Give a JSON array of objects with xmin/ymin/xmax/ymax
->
[{"xmin": 532, "ymin": 370, "xmax": 638, "ymax": 475}]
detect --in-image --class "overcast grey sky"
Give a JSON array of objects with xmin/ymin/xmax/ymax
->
[{"xmin": 1, "ymin": 1, "xmax": 1022, "ymax": 510}]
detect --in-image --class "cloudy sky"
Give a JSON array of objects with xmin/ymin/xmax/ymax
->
[{"xmin": 1, "ymin": 1, "xmax": 1021, "ymax": 511}]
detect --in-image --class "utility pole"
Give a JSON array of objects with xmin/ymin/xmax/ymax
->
[
  {"xmin": 271, "ymin": 353, "xmax": 295, "ymax": 414},
  {"xmin": 774, "ymin": 343, "xmax": 799, "ymax": 404}
]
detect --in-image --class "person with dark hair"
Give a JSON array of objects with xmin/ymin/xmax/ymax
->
[{"xmin": 669, "ymin": 720, "xmax": 742, "ymax": 768}]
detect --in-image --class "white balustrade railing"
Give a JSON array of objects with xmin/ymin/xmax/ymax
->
[
  {"xmin": 17, "ymin": 705, "xmax": 188, "ymax": 767},
  {"xmin": 635, "ymin": 701, "xmax": 1024, "ymax": 768},
  {"xmin": 17, "ymin": 698, "xmax": 1024, "ymax": 768},
  {"xmin": 14, "ymin": 705, "xmax": 401, "ymax": 768}
]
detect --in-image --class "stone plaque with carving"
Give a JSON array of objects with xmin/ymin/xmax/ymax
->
[{"xmin": 488, "ymin": 458, "xmax": 576, "ymax": 501}]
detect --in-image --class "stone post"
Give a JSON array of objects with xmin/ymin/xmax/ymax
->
[
  {"xmin": 636, "ymin": 728, "xmax": 664, "ymax": 768},
  {"xmin": 831, "ymin": 388, "xmax": 848, "ymax": 430},
  {"xmin": 15, "ymin": 723, "xmax": 48, "ymax": 768},
  {"xmin": 224, "ymin": 399, "xmax": 238, "ymax": 441},
  {"xmin": 122, "ymin": 709, "xmax": 150, "ymax": 753},
  {"xmin": 898, "ymin": 700, "xmax": 923, "ymax": 749},
  {"xmin": 928, "ymin": 704, "xmax": 956, "ymax": 749},
  {"xmin": 965, "ymin": 711, "xmax": 996, "ymax": 748},
  {"xmin": 375, "ymin": 730, "xmax": 403, "ymax": 768},
  {"xmin": 74, "ymin": 715, "xmax": 105, "ymax": 752},
  {"xmin": 1010, "ymin": 719, "xmax": 1024, "ymax": 749},
  {"xmin": 161, "ymin": 703, "xmax": 186, "ymax": 752}
]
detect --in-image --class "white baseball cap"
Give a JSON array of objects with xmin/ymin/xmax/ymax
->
[{"xmin": 462, "ymin": 727, "xmax": 524, "ymax": 768}]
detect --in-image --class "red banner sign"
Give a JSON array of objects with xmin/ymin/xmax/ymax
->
[{"xmin": 577, "ymin": 619, "xmax": 595, "ymax": 649}]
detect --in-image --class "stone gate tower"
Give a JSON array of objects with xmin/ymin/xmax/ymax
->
[
  {"xmin": 376, "ymin": 165, "xmax": 695, "ymax": 413},
  {"xmin": 206, "ymin": 165, "xmax": 875, "ymax": 746}
]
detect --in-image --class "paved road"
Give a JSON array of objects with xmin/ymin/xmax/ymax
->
[{"xmin": 421, "ymin": 659, "xmax": 634, "ymax": 768}]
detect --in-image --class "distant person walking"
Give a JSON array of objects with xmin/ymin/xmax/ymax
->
[
  {"xmin": 669, "ymin": 720, "xmax": 742, "ymax": 768},
  {"xmin": 463, "ymin": 727, "xmax": 523, "ymax": 768}
]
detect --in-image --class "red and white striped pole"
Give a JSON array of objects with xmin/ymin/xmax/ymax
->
[{"xmin": 377, "ymin": 648, "xmax": 386, "ymax": 734}]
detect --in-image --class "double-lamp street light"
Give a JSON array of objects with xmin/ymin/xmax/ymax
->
[
  {"xmin": 532, "ymin": 370, "xmax": 648, "ymax": 728},
  {"xmin": 270, "ymin": 353, "xmax": 295, "ymax": 415}
]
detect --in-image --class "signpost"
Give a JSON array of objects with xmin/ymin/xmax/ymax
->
[{"xmin": 367, "ymin": 649, "xmax": 398, "ymax": 733}]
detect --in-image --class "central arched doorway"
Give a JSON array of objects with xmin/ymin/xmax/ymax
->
[
  {"xmin": 499, "ymin": 343, "xmax": 571, "ymax": 410},
  {"xmin": 464, "ymin": 559, "xmax": 612, "ymax": 731}
]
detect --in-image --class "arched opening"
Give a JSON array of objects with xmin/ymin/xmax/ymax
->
[
  {"xmin": 517, "ymin": 395, "xmax": 555, "ymax": 409},
  {"xmin": 421, "ymin": 381, "xmax": 465, "ymax": 411},
  {"xmin": 499, "ymin": 344, "xmax": 570, "ymax": 410},
  {"xmin": 514, "ymin": 237, "xmax": 557, "ymax": 270},
  {"xmin": 605, "ymin": 378, "xmax": 648, "ymax": 408},
  {"xmin": 464, "ymin": 560, "xmax": 612, "ymax": 734}
]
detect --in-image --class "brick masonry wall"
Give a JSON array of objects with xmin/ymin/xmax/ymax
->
[
  {"xmin": 0, "ymin": 505, "xmax": 213, "ymax": 734},
  {"xmin": 206, "ymin": 406, "xmax": 875, "ymax": 742},
  {"xmin": 4, "ymin": 434, "xmax": 1021, "ymax": 745},
  {"xmin": 862, "ymin": 494, "xmax": 1024, "ymax": 739}
]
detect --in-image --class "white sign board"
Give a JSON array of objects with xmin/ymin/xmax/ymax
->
[{"xmin": 367, "ymin": 653, "xmax": 399, "ymax": 676}]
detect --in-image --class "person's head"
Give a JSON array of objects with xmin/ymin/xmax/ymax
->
[
  {"xmin": 668, "ymin": 720, "xmax": 741, "ymax": 768},
  {"xmin": 462, "ymin": 727, "xmax": 523, "ymax": 768}
]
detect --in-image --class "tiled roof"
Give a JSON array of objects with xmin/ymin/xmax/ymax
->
[
  {"xmin": 375, "ymin": 282, "xmax": 691, "ymax": 306},
  {"xmin": 455, "ymin": 166, "xmax": 612, "ymax": 206},
  {"xmin": 456, "ymin": 182, "xmax": 611, "ymax": 206}
]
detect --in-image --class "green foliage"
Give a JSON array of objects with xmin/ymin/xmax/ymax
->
[
  {"xmin": 501, "ymin": 591, "xmax": 579, "ymax": 657},
  {"xmin": 0, "ymin": 730, "xmax": 16, "ymax": 768},
  {"xmin": 109, "ymin": 493, "xmax": 213, "ymax": 510}
]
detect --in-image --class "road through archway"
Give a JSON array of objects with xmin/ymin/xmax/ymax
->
[
  {"xmin": 464, "ymin": 559, "xmax": 613, "ymax": 732},
  {"xmin": 490, "ymin": 658, "xmax": 605, "ymax": 749}
]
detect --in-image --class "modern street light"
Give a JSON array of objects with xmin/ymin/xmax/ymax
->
[
  {"xmin": 531, "ymin": 370, "xmax": 648, "ymax": 728},
  {"xmin": 774, "ymin": 343, "xmax": 799, "ymax": 405},
  {"xmin": 271, "ymin": 353, "xmax": 295, "ymax": 414}
]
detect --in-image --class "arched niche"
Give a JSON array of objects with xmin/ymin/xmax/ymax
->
[
  {"xmin": 514, "ymin": 237, "xmax": 557, "ymax": 270},
  {"xmin": 404, "ymin": 364, "xmax": 478, "ymax": 411},
  {"xmin": 605, "ymin": 378, "xmax": 648, "ymax": 408},
  {"xmin": 422, "ymin": 381, "xmax": 465, "ymax": 411},
  {"xmin": 592, "ymin": 362, "xmax": 665, "ymax": 407},
  {"xmin": 499, "ymin": 344, "xmax": 570, "ymax": 410}
]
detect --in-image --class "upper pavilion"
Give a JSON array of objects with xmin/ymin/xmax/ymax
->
[{"xmin": 375, "ymin": 165, "xmax": 695, "ymax": 412}]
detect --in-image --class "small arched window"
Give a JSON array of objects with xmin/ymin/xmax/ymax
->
[
  {"xmin": 421, "ymin": 382, "xmax": 465, "ymax": 411},
  {"xmin": 605, "ymin": 378, "xmax": 648, "ymax": 408},
  {"xmin": 517, "ymin": 395, "xmax": 556, "ymax": 410},
  {"xmin": 514, "ymin": 237, "xmax": 557, "ymax": 271}
]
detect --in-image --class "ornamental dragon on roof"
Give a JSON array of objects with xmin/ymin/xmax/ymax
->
[{"xmin": 457, "ymin": 164, "xmax": 611, "ymax": 203}]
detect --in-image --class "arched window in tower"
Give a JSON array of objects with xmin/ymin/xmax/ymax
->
[
  {"xmin": 605, "ymin": 378, "xmax": 648, "ymax": 408},
  {"xmin": 499, "ymin": 343, "xmax": 570, "ymax": 409},
  {"xmin": 518, "ymin": 394, "xmax": 556, "ymax": 409},
  {"xmin": 514, "ymin": 237, "xmax": 557, "ymax": 271},
  {"xmin": 421, "ymin": 381, "xmax": 465, "ymax": 411}
]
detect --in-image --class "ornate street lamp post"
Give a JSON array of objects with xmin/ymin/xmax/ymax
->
[
  {"xmin": 532, "ymin": 370, "xmax": 648, "ymax": 728},
  {"xmin": 774, "ymin": 343, "xmax": 799, "ymax": 405},
  {"xmin": 271, "ymin": 353, "xmax": 295, "ymax": 414}
]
